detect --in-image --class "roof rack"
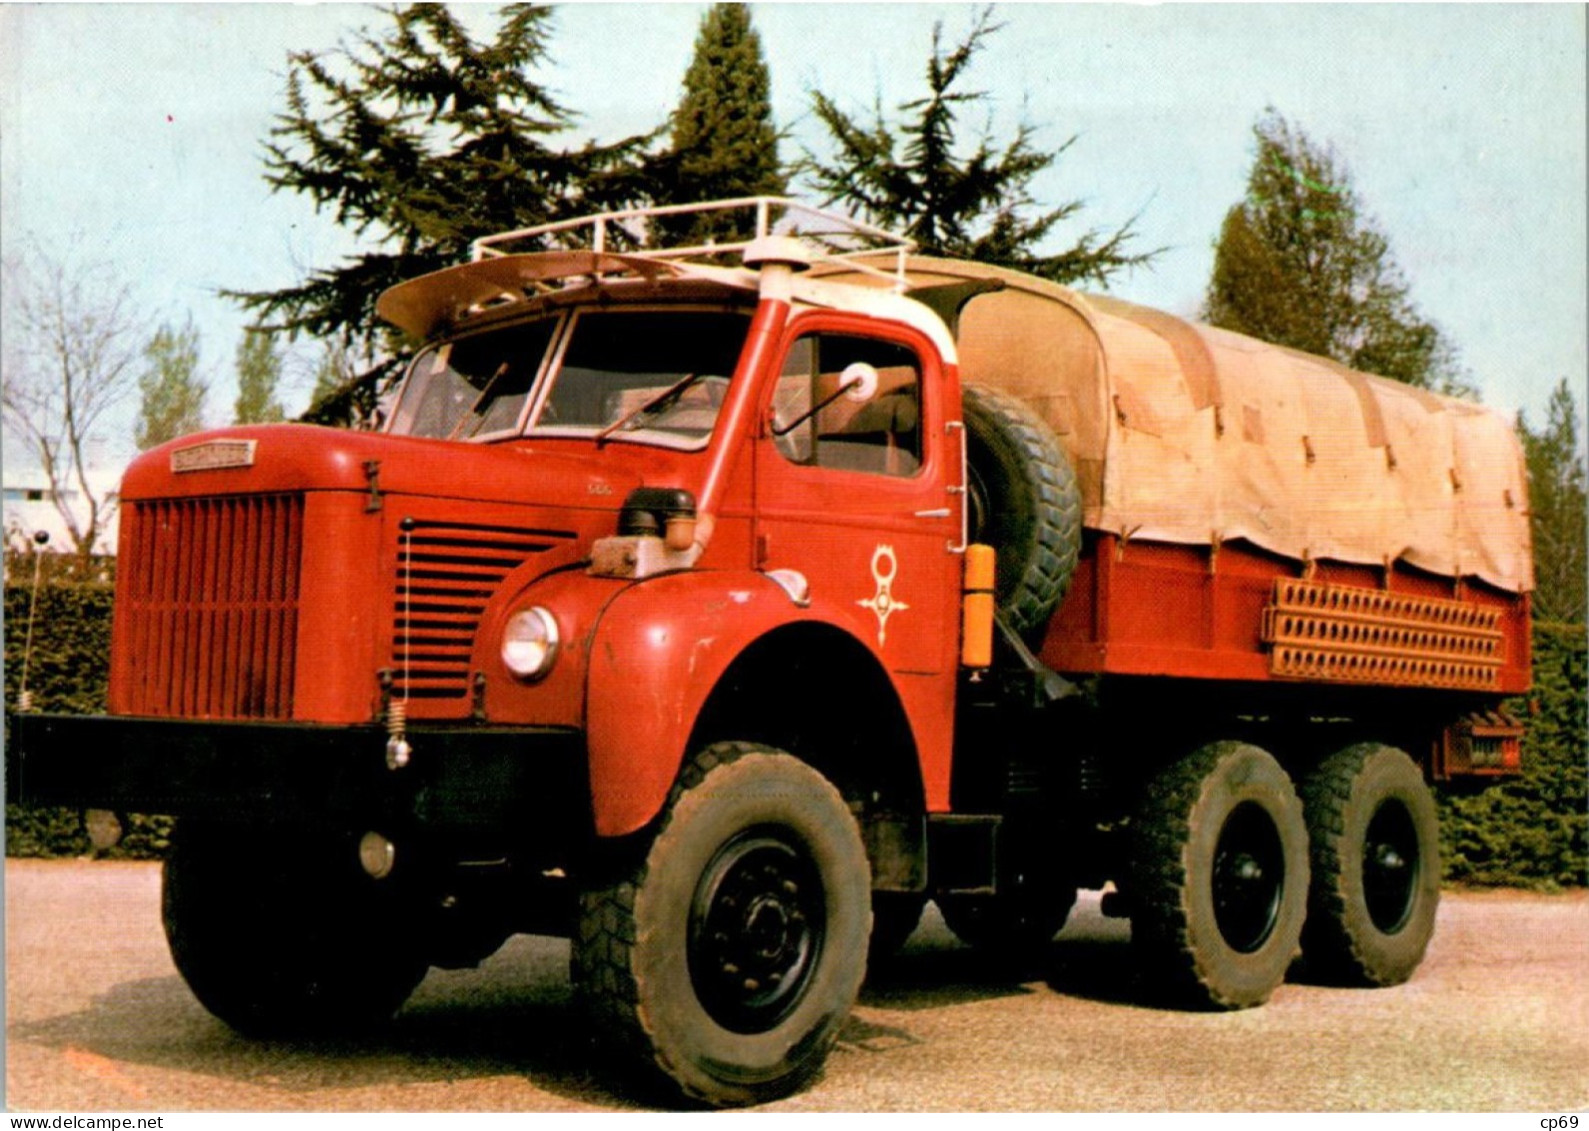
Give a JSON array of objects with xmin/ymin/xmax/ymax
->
[{"xmin": 470, "ymin": 196, "xmax": 918, "ymax": 289}]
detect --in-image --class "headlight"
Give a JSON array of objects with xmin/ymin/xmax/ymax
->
[{"xmin": 501, "ymin": 606, "xmax": 560, "ymax": 680}]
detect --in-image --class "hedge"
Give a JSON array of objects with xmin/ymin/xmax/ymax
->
[
  {"xmin": 3, "ymin": 581, "xmax": 172, "ymax": 858},
  {"xmin": 1438, "ymin": 621, "xmax": 1588, "ymax": 889},
  {"xmin": 4, "ymin": 580, "xmax": 1586, "ymax": 886}
]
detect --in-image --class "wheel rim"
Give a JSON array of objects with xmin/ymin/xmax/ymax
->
[
  {"xmin": 1211, "ymin": 801, "xmax": 1286, "ymax": 953},
  {"xmin": 688, "ymin": 827, "xmax": 825, "ymax": 1034},
  {"xmin": 1362, "ymin": 799, "xmax": 1420, "ymax": 933}
]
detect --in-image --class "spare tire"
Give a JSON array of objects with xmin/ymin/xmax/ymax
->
[{"xmin": 961, "ymin": 382, "xmax": 1082, "ymax": 636}]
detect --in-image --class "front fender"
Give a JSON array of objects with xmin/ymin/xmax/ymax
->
[{"xmin": 585, "ymin": 570, "xmax": 820, "ymax": 837}]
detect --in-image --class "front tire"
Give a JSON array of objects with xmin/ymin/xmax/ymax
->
[
  {"xmin": 1127, "ymin": 742, "xmax": 1309, "ymax": 1009},
  {"xmin": 163, "ymin": 822, "xmax": 428, "ymax": 1038},
  {"xmin": 573, "ymin": 743, "xmax": 871, "ymax": 1107},
  {"xmin": 1298, "ymin": 743, "xmax": 1440, "ymax": 986}
]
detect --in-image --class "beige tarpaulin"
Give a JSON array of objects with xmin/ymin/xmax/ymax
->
[{"xmin": 813, "ymin": 256, "xmax": 1533, "ymax": 593}]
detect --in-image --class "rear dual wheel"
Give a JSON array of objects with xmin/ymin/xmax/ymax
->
[
  {"xmin": 1128, "ymin": 742, "xmax": 1310, "ymax": 1009},
  {"xmin": 1298, "ymin": 743, "xmax": 1440, "ymax": 986}
]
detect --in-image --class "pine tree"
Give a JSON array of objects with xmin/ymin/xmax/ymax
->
[
  {"xmin": 800, "ymin": 9, "xmax": 1153, "ymax": 286},
  {"xmin": 136, "ymin": 321, "xmax": 206, "ymax": 450},
  {"xmin": 233, "ymin": 329, "xmax": 286, "ymax": 424},
  {"xmin": 1519, "ymin": 379, "xmax": 1587, "ymax": 625},
  {"xmin": 1204, "ymin": 109, "xmax": 1468, "ymax": 394},
  {"xmin": 231, "ymin": 4, "xmax": 658, "ymax": 425},
  {"xmin": 654, "ymin": 3, "xmax": 785, "ymax": 245}
]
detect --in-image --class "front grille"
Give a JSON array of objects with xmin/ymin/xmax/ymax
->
[
  {"xmin": 392, "ymin": 519, "xmax": 575, "ymax": 700},
  {"xmin": 117, "ymin": 494, "xmax": 305, "ymax": 718}
]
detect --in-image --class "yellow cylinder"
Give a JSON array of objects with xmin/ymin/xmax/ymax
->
[{"xmin": 961, "ymin": 543, "xmax": 996, "ymax": 668}]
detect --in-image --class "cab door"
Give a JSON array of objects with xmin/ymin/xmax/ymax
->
[{"xmin": 752, "ymin": 316, "xmax": 961, "ymax": 676}]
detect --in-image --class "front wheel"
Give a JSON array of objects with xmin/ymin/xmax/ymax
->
[
  {"xmin": 573, "ymin": 743, "xmax": 871, "ymax": 1107},
  {"xmin": 1127, "ymin": 742, "xmax": 1310, "ymax": 1009},
  {"xmin": 1298, "ymin": 743, "xmax": 1440, "ymax": 986},
  {"xmin": 163, "ymin": 822, "xmax": 428, "ymax": 1037}
]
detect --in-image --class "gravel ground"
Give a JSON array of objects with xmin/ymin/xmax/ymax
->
[{"xmin": 5, "ymin": 858, "xmax": 1586, "ymax": 1112}]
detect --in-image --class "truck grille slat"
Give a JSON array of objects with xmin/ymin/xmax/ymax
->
[
  {"xmin": 115, "ymin": 494, "xmax": 305, "ymax": 719},
  {"xmin": 391, "ymin": 519, "xmax": 574, "ymax": 702}
]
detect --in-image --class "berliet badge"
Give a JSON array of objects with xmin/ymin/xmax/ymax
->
[
  {"xmin": 857, "ymin": 543, "xmax": 909, "ymax": 647},
  {"xmin": 170, "ymin": 439, "xmax": 257, "ymax": 473}
]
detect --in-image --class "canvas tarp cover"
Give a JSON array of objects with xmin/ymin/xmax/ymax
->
[{"xmin": 813, "ymin": 257, "xmax": 1532, "ymax": 593}]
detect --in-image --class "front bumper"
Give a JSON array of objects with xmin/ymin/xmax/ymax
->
[{"xmin": 4, "ymin": 713, "xmax": 591, "ymax": 840}]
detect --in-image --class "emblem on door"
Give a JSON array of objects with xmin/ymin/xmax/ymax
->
[{"xmin": 857, "ymin": 544, "xmax": 910, "ymax": 647}]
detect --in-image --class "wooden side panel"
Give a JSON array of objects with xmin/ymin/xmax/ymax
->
[{"xmin": 1038, "ymin": 533, "xmax": 1531, "ymax": 693}]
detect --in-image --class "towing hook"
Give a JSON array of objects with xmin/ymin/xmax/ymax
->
[{"xmin": 386, "ymin": 734, "xmax": 412, "ymax": 770}]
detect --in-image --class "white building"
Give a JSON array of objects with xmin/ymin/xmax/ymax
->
[{"xmin": 2, "ymin": 469, "xmax": 123, "ymax": 556}]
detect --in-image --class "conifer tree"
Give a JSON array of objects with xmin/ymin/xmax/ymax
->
[
  {"xmin": 232, "ymin": 4, "xmax": 657, "ymax": 425},
  {"xmin": 801, "ymin": 9, "xmax": 1153, "ymax": 286},
  {"xmin": 1204, "ymin": 109, "xmax": 1467, "ymax": 393},
  {"xmin": 136, "ymin": 321, "xmax": 206, "ymax": 450},
  {"xmin": 654, "ymin": 3, "xmax": 785, "ymax": 245},
  {"xmin": 233, "ymin": 329, "xmax": 286, "ymax": 424},
  {"xmin": 1519, "ymin": 379, "xmax": 1587, "ymax": 625}
]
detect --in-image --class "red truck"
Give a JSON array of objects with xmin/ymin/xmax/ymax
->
[{"xmin": 7, "ymin": 198, "xmax": 1531, "ymax": 1105}]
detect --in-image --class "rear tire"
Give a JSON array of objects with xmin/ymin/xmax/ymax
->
[
  {"xmin": 961, "ymin": 383, "xmax": 1082, "ymax": 636},
  {"xmin": 572, "ymin": 743, "xmax": 870, "ymax": 1107},
  {"xmin": 1298, "ymin": 743, "xmax": 1440, "ymax": 986},
  {"xmin": 163, "ymin": 822, "xmax": 428, "ymax": 1038},
  {"xmin": 1127, "ymin": 742, "xmax": 1309, "ymax": 1009}
]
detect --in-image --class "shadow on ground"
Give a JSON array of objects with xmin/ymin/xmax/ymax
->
[
  {"xmin": 862, "ymin": 900, "xmax": 1152, "ymax": 1012},
  {"xmin": 9, "ymin": 936, "xmax": 649, "ymax": 1109},
  {"xmin": 10, "ymin": 897, "xmax": 1153, "ymax": 1108}
]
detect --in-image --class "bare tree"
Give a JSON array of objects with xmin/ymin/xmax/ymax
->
[{"xmin": 2, "ymin": 253, "xmax": 143, "ymax": 566}]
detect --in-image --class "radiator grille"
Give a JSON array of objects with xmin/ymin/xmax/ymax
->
[
  {"xmin": 1261, "ymin": 579, "xmax": 1503, "ymax": 691},
  {"xmin": 118, "ymin": 494, "xmax": 305, "ymax": 718},
  {"xmin": 392, "ymin": 520, "xmax": 575, "ymax": 700}
]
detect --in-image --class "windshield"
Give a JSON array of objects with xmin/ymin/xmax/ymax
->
[
  {"xmin": 389, "ymin": 307, "xmax": 753, "ymax": 449},
  {"xmin": 529, "ymin": 309, "xmax": 753, "ymax": 448},
  {"xmin": 389, "ymin": 317, "xmax": 560, "ymax": 440}
]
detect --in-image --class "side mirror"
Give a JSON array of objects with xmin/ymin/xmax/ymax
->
[{"xmin": 840, "ymin": 362, "xmax": 880, "ymax": 403}]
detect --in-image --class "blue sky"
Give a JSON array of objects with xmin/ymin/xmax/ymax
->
[{"xmin": 1, "ymin": 3, "xmax": 1584, "ymax": 475}]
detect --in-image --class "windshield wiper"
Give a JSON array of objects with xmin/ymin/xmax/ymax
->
[
  {"xmin": 594, "ymin": 372, "xmax": 703, "ymax": 446},
  {"xmin": 446, "ymin": 362, "xmax": 512, "ymax": 442}
]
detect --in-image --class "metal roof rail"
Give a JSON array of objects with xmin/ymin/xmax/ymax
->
[{"xmin": 470, "ymin": 196, "xmax": 918, "ymax": 289}]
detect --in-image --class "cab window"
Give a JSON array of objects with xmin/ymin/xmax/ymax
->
[{"xmin": 771, "ymin": 333, "xmax": 923, "ymax": 477}]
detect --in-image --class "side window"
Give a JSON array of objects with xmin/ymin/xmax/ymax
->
[{"xmin": 771, "ymin": 333, "xmax": 923, "ymax": 477}]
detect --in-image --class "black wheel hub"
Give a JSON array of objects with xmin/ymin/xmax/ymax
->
[
  {"xmin": 1211, "ymin": 801, "xmax": 1286, "ymax": 953},
  {"xmin": 1363, "ymin": 799, "xmax": 1420, "ymax": 933},
  {"xmin": 689, "ymin": 828, "xmax": 825, "ymax": 1033}
]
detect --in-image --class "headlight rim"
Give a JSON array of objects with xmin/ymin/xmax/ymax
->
[{"xmin": 501, "ymin": 605, "xmax": 561, "ymax": 681}]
